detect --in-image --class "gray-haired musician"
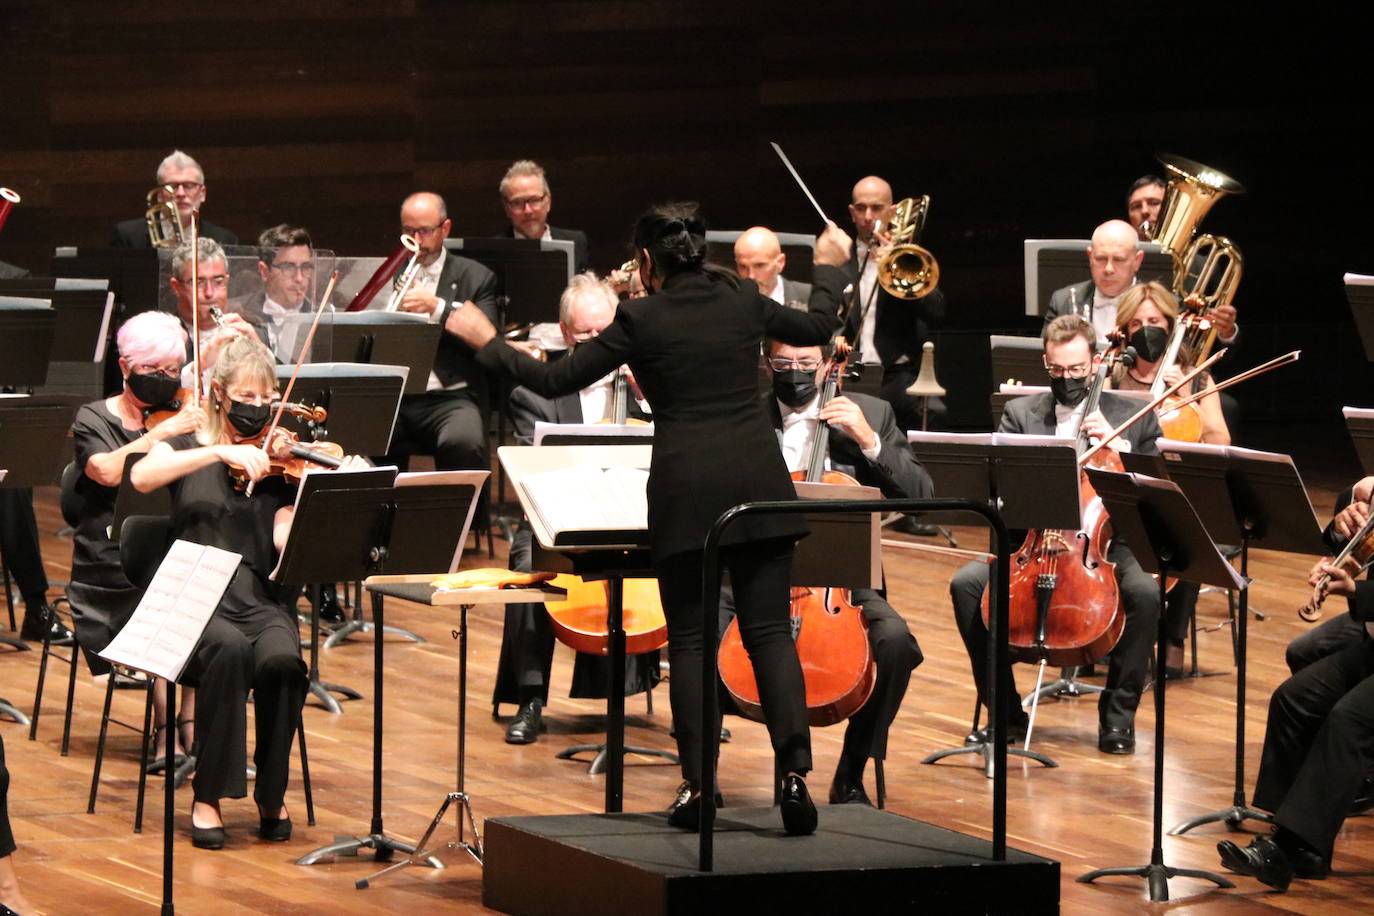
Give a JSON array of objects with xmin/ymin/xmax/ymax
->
[
  {"xmin": 498, "ymin": 160, "xmax": 590, "ymax": 275},
  {"xmin": 167, "ymin": 238, "xmax": 259, "ymax": 386},
  {"xmin": 109, "ymin": 150, "xmax": 239, "ymax": 248}
]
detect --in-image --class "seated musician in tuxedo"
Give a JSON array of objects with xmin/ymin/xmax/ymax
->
[
  {"xmin": 493, "ymin": 273, "xmax": 658, "ymax": 742},
  {"xmin": 109, "ymin": 150, "xmax": 239, "ymax": 248},
  {"xmin": 167, "ymin": 238, "xmax": 261, "ymax": 389},
  {"xmin": 384, "ymin": 192, "xmax": 499, "ymax": 478},
  {"xmin": 949, "ymin": 315, "xmax": 1162, "ymax": 754},
  {"xmin": 1043, "ymin": 220, "xmax": 1143, "ymax": 348},
  {"xmin": 1288, "ymin": 477, "xmax": 1374, "ymax": 674},
  {"xmin": 229, "ymin": 224, "xmax": 316, "ymax": 360},
  {"xmin": 1216, "ymin": 555, "xmax": 1374, "ymax": 890},
  {"xmin": 734, "ymin": 227, "xmax": 810, "ymax": 307},
  {"xmin": 725, "ymin": 338, "xmax": 927, "ymax": 804},
  {"xmin": 840, "ymin": 175, "xmax": 947, "ymax": 433}
]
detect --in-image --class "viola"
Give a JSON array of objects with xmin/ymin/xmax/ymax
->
[
  {"xmin": 718, "ymin": 354, "xmax": 876, "ymax": 728},
  {"xmin": 142, "ymin": 389, "xmax": 197, "ymax": 432}
]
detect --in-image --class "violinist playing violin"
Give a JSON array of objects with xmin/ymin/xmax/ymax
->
[
  {"xmin": 746, "ymin": 339, "xmax": 929, "ymax": 804},
  {"xmin": 130, "ymin": 336, "xmax": 368, "ymax": 850},
  {"xmin": 1108, "ymin": 281, "xmax": 1230, "ymax": 678},
  {"xmin": 948, "ymin": 315, "xmax": 1162, "ymax": 754}
]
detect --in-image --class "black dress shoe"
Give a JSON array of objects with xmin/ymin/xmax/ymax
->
[
  {"xmin": 828, "ymin": 776, "xmax": 872, "ymax": 806},
  {"xmin": 891, "ymin": 515, "xmax": 938, "ymax": 537},
  {"xmin": 665, "ymin": 781, "xmax": 725, "ymax": 830},
  {"xmin": 965, "ymin": 718, "xmax": 1029, "ymax": 746},
  {"xmin": 1350, "ymin": 774, "xmax": 1374, "ymax": 816},
  {"xmin": 317, "ymin": 588, "xmax": 346, "ymax": 626},
  {"xmin": 258, "ymin": 815, "xmax": 293, "ymax": 842},
  {"xmin": 779, "ymin": 773, "xmax": 817, "ymax": 836},
  {"xmin": 505, "ymin": 699, "xmax": 543, "ymax": 744},
  {"xmin": 191, "ymin": 823, "xmax": 227, "ymax": 850},
  {"xmin": 1098, "ymin": 725, "xmax": 1135, "ymax": 755},
  {"xmin": 1217, "ymin": 835, "xmax": 1293, "ymax": 891},
  {"xmin": 20, "ymin": 606, "xmax": 74, "ymax": 645}
]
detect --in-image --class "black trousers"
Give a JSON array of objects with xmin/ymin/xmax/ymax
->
[
  {"xmin": 0, "ymin": 488, "xmax": 48, "ymax": 608},
  {"xmin": 182, "ymin": 611, "xmax": 306, "ymax": 809},
  {"xmin": 658, "ymin": 538, "xmax": 810, "ymax": 783},
  {"xmin": 950, "ymin": 538, "xmax": 1160, "ymax": 730},
  {"xmin": 1254, "ymin": 631, "xmax": 1374, "ymax": 861},
  {"xmin": 1164, "ymin": 580, "xmax": 1200, "ymax": 646},
  {"xmin": 491, "ymin": 527, "xmax": 660, "ymax": 707},
  {"xmin": 0, "ymin": 735, "xmax": 13, "ymax": 858},
  {"xmin": 1287, "ymin": 612, "xmax": 1366, "ymax": 674},
  {"xmin": 389, "ymin": 389, "xmax": 487, "ymax": 472}
]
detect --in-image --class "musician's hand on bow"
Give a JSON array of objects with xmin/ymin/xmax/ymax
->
[
  {"xmin": 814, "ymin": 222, "xmax": 853, "ymax": 267},
  {"xmin": 1207, "ymin": 303, "xmax": 1238, "ymax": 341},
  {"xmin": 339, "ymin": 455, "xmax": 371, "ymax": 471},
  {"xmin": 398, "ymin": 288, "xmax": 440, "ymax": 315},
  {"xmin": 1080, "ymin": 410, "xmax": 1113, "ymax": 444},
  {"xmin": 216, "ymin": 444, "xmax": 271, "ymax": 481},
  {"xmin": 1312, "ymin": 561, "xmax": 1357, "ymax": 598},
  {"xmin": 833, "ymin": 336, "xmax": 854, "ymax": 357},
  {"xmin": 1162, "ymin": 365, "xmax": 1186, "ymax": 388},
  {"xmin": 1352, "ymin": 475, "xmax": 1374, "ymax": 505},
  {"xmin": 820, "ymin": 395, "xmax": 877, "ymax": 452},
  {"xmin": 1333, "ymin": 499, "xmax": 1370, "ymax": 542},
  {"xmin": 444, "ymin": 300, "xmax": 497, "ymax": 348}
]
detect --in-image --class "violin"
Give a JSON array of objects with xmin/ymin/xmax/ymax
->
[
  {"xmin": 986, "ymin": 346, "xmax": 1128, "ymax": 667},
  {"xmin": 1299, "ymin": 505, "xmax": 1374, "ymax": 622},
  {"xmin": 142, "ymin": 389, "xmax": 197, "ymax": 432},
  {"xmin": 718, "ymin": 354, "xmax": 876, "ymax": 727},
  {"xmin": 226, "ymin": 425, "xmax": 345, "ymax": 490}
]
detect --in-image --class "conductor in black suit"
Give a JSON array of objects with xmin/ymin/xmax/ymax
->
[
  {"xmin": 449, "ymin": 203, "xmax": 854, "ymax": 835},
  {"xmin": 749, "ymin": 339, "xmax": 928, "ymax": 805},
  {"xmin": 384, "ymin": 192, "xmax": 499, "ymax": 475},
  {"xmin": 840, "ymin": 175, "xmax": 947, "ymax": 433},
  {"xmin": 493, "ymin": 273, "xmax": 659, "ymax": 744},
  {"xmin": 948, "ymin": 315, "xmax": 1162, "ymax": 754},
  {"xmin": 109, "ymin": 150, "xmax": 238, "ymax": 248}
]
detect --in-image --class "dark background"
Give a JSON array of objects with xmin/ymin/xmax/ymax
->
[{"xmin": 2, "ymin": 2, "xmax": 1370, "ymax": 438}]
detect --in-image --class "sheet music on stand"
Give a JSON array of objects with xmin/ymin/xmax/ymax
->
[
  {"xmin": 1343, "ymin": 406, "xmax": 1374, "ymax": 475},
  {"xmin": 501, "ymin": 445, "xmax": 652, "ymax": 550},
  {"xmin": 1344, "ymin": 273, "xmax": 1374, "ymax": 360},
  {"xmin": 531, "ymin": 422, "xmax": 653, "ymax": 446},
  {"xmin": 98, "ymin": 540, "xmax": 241, "ymax": 681}
]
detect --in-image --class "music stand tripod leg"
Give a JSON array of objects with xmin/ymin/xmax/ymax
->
[{"xmin": 305, "ymin": 587, "xmax": 363, "ymax": 714}]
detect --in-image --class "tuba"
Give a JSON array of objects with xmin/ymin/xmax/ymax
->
[
  {"xmin": 145, "ymin": 185, "xmax": 186, "ymax": 248},
  {"xmin": 876, "ymin": 195, "xmax": 940, "ymax": 299},
  {"xmin": 1145, "ymin": 154, "xmax": 1245, "ymax": 360}
]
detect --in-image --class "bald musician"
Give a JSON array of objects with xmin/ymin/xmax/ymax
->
[
  {"xmin": 1043, "ymin": 220, "xmax": 1143, "ymax": 348},
  {"xmin": 734, "ymin": 227, "xmax": 811, "ymax": 307}
]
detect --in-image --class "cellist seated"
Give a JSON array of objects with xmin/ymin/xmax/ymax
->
[
  {"xmin": 948, "ymin": 315, "xmax": 1163, "ymax": 755},
  {"xmin": 719, "ymin": 340, "xmax": 930, "ymax": 805}
]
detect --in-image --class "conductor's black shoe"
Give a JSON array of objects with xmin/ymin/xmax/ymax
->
[
  {"xmin": 258, "ymin": 815, "xmax": 293, "ymax": 842},
  {"xmin": 779, "ymin": 773, "xmax": 818, "ymax": 836},
  {"xmin": 1097, "ymin": 725, "xmax": 1135, "ymax": 755},
  {"xmin": 505, "ymin": 699, "xmax": 543, "ymax": 744},
  {"xmin": 191, "ymin": 823, "xmax": 227, "ymax": 850},
  {"xmin": 965, "ymin": 718, "xmax": 1029, "ymax": 746},
  {"xmin": 1350, "ymin": 775, "xmax": 1374, "ymax": 816},
  {"xmin": 317, "ymin": 589, "xmax": 346, "ymax": 626},
  {"xmin": 1217, "ymin": 835, "xmax": 1293, "ymax": 891},
  {"xmin": 828, "ymin": 776, "xmax": 872, "ymax": 806},
  {"xmin": 20, "ymin": 607, "xmax": 74, "ymax": 645},
  {"xmin": 891, "ymin": 516, "xmax": 938, "ymax": 537},
  {"xmin": 665, "ymin": 781, "xmax": 724, "ymax": 830}
]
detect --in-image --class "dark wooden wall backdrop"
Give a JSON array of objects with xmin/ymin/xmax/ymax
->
[{"xmin": 2, "ymin": 2, "xmax": 1369, "ymax": 426}]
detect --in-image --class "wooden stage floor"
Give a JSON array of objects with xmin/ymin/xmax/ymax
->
[{"xmin": 3, "ymin": 460, "xmax": 1373, "ymax": 914}]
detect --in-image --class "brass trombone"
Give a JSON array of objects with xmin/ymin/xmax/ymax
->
[
  {"xmin": 876, "ymin": 196, "xmax": 939, "ymax": 300},
  {"xmin": 145, "ymin": 185, "xmax": 186, "ymax": 248}
]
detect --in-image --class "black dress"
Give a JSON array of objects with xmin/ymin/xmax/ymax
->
[
  {"xmin": 68, "ymin": 400, "xmax": 144, "ymax": 672},
  {"xmin": 477, "ymin": 265, "xmax": 847, "ymax": 781},
  {"xmin": 166, "ymin": 439, "xmax": 307, "ymax": 809}
]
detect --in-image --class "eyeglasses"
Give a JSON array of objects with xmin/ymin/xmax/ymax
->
[
  {"xmin": 767, "ymin": 358, "xmax": 823, "ymax": 372},
  {"xmin": 179, "ymin": 274, "xmax": 229, "ymax": 292},
  {"xmin": 270, "ymin": 261, "xmax": 315, "ymax": 277},
  {"xmin": 1043, "ymin": 360, "xmax": 1093, "ymax": 379},
  {"xmin": 505, "ymin": 194, "xmax": 548, "ymax": 210},
  {"xmin": 402, "ymin": 224, "xmax": 445, "ymax": 237},
  {"xmin": 164, "ymin": 181, "xmax": 203, "ymax": 192}
]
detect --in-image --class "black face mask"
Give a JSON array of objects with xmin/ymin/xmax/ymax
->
[
  {"xmin": 1128, "ymin": 325, "xmax": 1170, "ymax": 364},
  {"xmin": 128, "ymin": 371, "xmax": 181, "ymax": 409},
  {"xmin": 1050, "ymin": 375, "xmax": 1090, "ymax": 408},
  {"xmin": 226, "ymin": 399, "xmax": 272, "ymax": 437},
  {"xmin": 772, "ymin": 369, "xmax": 818, "ymax": 408}
]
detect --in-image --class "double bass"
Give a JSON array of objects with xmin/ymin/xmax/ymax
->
[
  {"xmin": 984, "ymin": 344, "xmax": 1131, "ymax": 668},
  {"xmin": 718, "ymin": 356, "xmax": 876, "ymax": 727}
]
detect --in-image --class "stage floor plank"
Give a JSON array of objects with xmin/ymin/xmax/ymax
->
[{"xmin": 3, "ymin": 460, "xmax": 1373, "ymax": 914}]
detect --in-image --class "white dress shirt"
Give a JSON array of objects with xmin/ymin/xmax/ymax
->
[{"xmin": 778, "ymin": 394, "xmax": 881, "ymax": 474}]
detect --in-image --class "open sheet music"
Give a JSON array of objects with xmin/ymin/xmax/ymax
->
[
  {"xmin": 99, "ymin": 539, "xmax": 241, "ymax": 681},
  {"xmin": 907, "ymin": 430, "xmax": 1075, "ymax": 449},
  {"xmin": 519, "ymin": 465, "xmax": 649, "ymax": 546}
]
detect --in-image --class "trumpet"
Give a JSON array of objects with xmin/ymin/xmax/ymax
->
[
  {"xmin": 0, "ymin": 187, "xmax": 18, "ymax": 234},
  {"xmin": 384, "ymin": 234, "xmax": 423, "ymax": 312},
  {"xmin": 145, "ymin": 185, "xmax": 186, "ymax": 248},
  {"xmin": 876, "ymin": 196, "xmax": 939, "ymax": 300}
]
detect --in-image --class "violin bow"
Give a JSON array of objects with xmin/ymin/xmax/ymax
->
[
  {"xmin": 189, "ymin": 208, "xmax": 201, "ymax": 409},
  {"xmin": 1161, "ymin": 350, "xmax": 1300, "ymax": 416},
  {"xmin": 1078, "ymin": 348, "xmax": 1226, "ymax": 465},
  {"xmin": 243, "ymin": 270, "xmax": 339, "ymax": 497}
]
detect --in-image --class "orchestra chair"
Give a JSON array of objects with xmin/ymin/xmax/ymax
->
[{"xmin": 28, "ymin": 462, "xmax": 83, "ymax": 751}]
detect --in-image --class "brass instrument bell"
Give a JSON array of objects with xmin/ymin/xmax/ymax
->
[
  {"xmin": 144, "ymin": 185, "xmax": 185, "ymax": 248},
  {"xmin": 876, "ymin": 196, "xmax": 940, "ymax": 300}
]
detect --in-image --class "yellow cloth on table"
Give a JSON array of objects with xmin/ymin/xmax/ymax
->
[{"xmin": 429, "ymin": 569, "xmax": 557, "ymax": 591}]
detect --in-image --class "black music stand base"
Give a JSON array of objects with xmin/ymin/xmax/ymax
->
[
  {"xmin": 0, "ymin": 698, "xmax": 29, "ymax": 725},
  {"xmin": 1078, "ymin": 858, "xmax": 1233, "ymax": 903},
  {"xmin": 357, "ymin": 792, "xmax": 477, "ymax": 889},
  {"xmin": 555, "ymin": 741, "xmax": 679, "ymax": 775},
  {"xmin": 921, "ymin": 740, "xmax": 1057, "ymax": 777},
  {"xmin": 304, "ymin": 587, "xmax": 362, "ymax": 714},
  {"xmin": 296, "ymin": 831, "xmax": 440, "ymax": 869},
  {"xmin": 323, "ymin": 614, "xmax": 424, "ymax": 649},
  {"xmin": 1025, "ymin": 666, "xmax": 1104, "ymax": 703}
]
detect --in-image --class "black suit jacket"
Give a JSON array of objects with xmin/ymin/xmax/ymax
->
[
  {"xmin": 108, "ymin": 217, "xmax": 238, "ymax": 248},
  {"xmin": 779, "ymin": 277, "xmax": 812, "ymax": 307},
  {"xmin": 403, "ymin": 253, "xmax": 500, "ymax": 408},
  {"xmin": 998, "ymin": 390, "xmax": 1162, "ymax": 455},
  {"xmin": 478, "ymin": 264, "xmax": 848, "ymax": 560},
  {"xmin": 765, "ymin": 391, "xmax": 932, "ymax": 500},
  {"xmin": 501, "ymin": 225, "xmax": 590, "ymax": 275},
  {"xmin": 1043, "ymin": 280, "xmax": 1097, "ymax": 328},
  {"xmin": 841, "ymin": 247, "xmax": 946, "ymax": 369},
  {"xmin": 508, "ymin": 381, "xmax": 649, "ymax": 444}
]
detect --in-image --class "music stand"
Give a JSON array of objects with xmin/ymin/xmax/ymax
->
[
  {"xmin": 272, "ymin": 363, "xmax": 407, "ymax": 456},
  {"xmin": 1078, "ymin": 468, "xmax": 1242, "ymax": 902},
  {"xmin": 295, "ymin": 470, "xmax": 486, "ymax": 870},
  {"xmin": 310, "ymin": 312, "xmax": 440, "ymax": 396},
  {"xmin": 911, "ymin": 433, "xmax": 1079, "ymax": 773},
  {"xmin": 1342, "ymin": 406, "xmax": 1374, "ymax": 475},
  {"xmin": 1343, "ymin": 273, "xmax": 1374, "ymax": 360},
  {"xmin": 1144, "ymin": 442, "xmax": 1328, "ymax": 838},
  {"xmin": 0, "ymin": 396, "xmax": 78, "ymax": 667},
  {"xmin": 51, "ymin": 247, "xmax": 162, "ymax": 317},
  {"xmin": 0, "ymin": 297, "xmax": 57, "ymax": 390}
]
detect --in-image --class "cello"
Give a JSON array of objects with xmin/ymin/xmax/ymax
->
[{"xmin": 718, "ymin": 355, "xmax": 876, "ymax": 727}]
